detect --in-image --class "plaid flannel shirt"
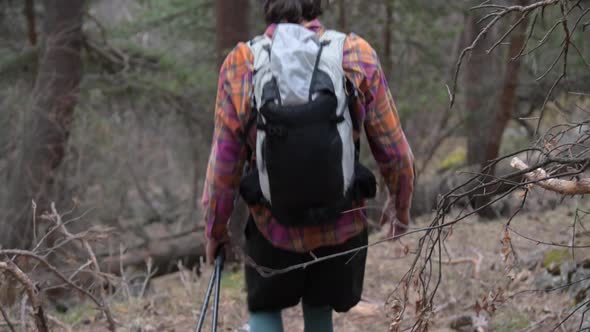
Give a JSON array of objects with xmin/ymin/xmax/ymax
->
[{"xmin": 202, "ymin": 20, "xmax": 414, "ymax": 253}]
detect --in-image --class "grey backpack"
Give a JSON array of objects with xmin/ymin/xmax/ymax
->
[{"xmin": 239, "ymin": 23, "xmax": 376, "ymax": 226}]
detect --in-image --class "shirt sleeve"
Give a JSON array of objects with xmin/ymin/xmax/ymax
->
[
  {"xmin": 346, "ymin": 35, "xmax": 415, "ymax": 214},
  {"xmin": 201, "ymin": 44, "xmax": 251, "ymax": 242}
]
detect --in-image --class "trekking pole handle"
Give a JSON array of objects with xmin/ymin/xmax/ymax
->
[
  {"xmin": 214, "ymin": 246, "xmax": 226, "ymax": 270},
  {"xmin": 211, "ymin": 246, "xmax": 225, "ymax": 332}
]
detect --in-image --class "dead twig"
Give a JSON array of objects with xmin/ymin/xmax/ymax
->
[
  {"xmin": 47, "ymin": 203, "xmax": 117, "ymax": 332},
  {"xmin": 511, "ymin": 157, "xmax": 590, "ymax": 195},
  {"xmin": 450, "ymin": 0, "xmax": 562, "ymax": 107},
  {"xmin": 46, "ymin": 313, "xmax": 73, "ymax": 332},
  {"xmin": 0, "ymin": 251, "xmax": 102, "ymax": 317},
  {"xmin": 0, "ymin": 305, "xmax": 16, "ymax": 332},
  {"xmin": 0, "ymin": 262, "xmax": 47, "ymax": 332},
  {"xmin": 434, "ymin": 252, "xmax": 484, "ymax": 279}
]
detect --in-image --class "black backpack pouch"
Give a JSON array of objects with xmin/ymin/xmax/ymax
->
[
  {"xmin": 353, "ymin": 162, "xmax": 377, "ymax": 201},
  {"xmin": 239, "ymin": 166, "xmax": 264, "ymax": 206}
]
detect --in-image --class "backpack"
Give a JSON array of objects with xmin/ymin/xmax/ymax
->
[{"xmin": 239, "ymin": 23, "xmax": 376, "ymax": 226}]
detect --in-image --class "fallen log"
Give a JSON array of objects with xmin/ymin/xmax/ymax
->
[{"xmin": 101, "ymin": 231, "xmax": 205, "ymax": 276}]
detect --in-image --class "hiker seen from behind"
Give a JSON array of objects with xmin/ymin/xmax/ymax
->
[{"xmin": 201, "ymin": 0, "xmax": 415, "ymax": 331}]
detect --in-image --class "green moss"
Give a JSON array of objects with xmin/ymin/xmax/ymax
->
[
  {"xmin": 221, "ymin": 270, "xmax": 244, "ymax": 292},
  {"xmin": 438, "ymin": 147, "xmax": 466, "ymax": 172},
  {"xmin": 0, "ymin": 49, "xmax": 38, "ymax": 79},
  {"xmin": 491, "ymin": 309, "xmax": 530, "ymax": 332},
  {"xmin": 543, "ymin": 249, "xmax": 572, "ymax": 269},
  {"xmin": 52, "ymin": 303, "xmax": 96, "ymax": 326}
]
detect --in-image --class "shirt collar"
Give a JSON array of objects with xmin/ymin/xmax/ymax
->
[{"xmin": 264, "ymin": 19, "xmax": 325, "ymax": 38}]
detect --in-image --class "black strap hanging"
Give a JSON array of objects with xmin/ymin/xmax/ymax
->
[
  {"xmin": 308, "ymin": 40, "xmax": 331, "ymax": 102},
  {"xmin": 346, "ymin": 78, "xmax": 361, "ymax": 162}
]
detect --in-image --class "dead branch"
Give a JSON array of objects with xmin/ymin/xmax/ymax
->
[
  {"xmin": 487, "ymin": 11, "xmax": 528, "ymax": 54},
  {"xmin": 553, "ymin": 298, "xmax": 590, "ymax": 331},
  {"xmin": 0, "ymin": 250, "xmax": 102, "ymax": 311},
  {"xmin": 522, "ymin": 18, "xmax": 562, "ymax": 57},
  {"xmin": 451, "ymin": 0, "xmax": 562, "ymax": 107},
  {"xmin": 508, "ymin": 225, "xmax": 590, "ymax": 249},
  {"xmin": 0, "ymin": 262, "xmax": 47, "ymax": 332},
  {"xmin": 513, "ymin": 12, "xmax": 538, "ymax": 60},
  {"xmin": 46, "ymin": 313, "xmax": 72, "ymax": 332},
  {"xmin": 435, "ymin": 252, "xmax": 484, "ymax": 279},
  {"xmin": 511, "ymin": 157, "xmax": 590, "ymax": 195},
  {"xmin": 0, "ymin": 305, "xmax": 16, "ymax": 332},
  {"xmin": 47, "ymin": 203, "xmax": 117, "ymax": 332},
  {"xmin": 402, "ymin": 0, "xmax": 590, "ymax": 328}
]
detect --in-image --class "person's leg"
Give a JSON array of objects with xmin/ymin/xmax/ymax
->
[
  {"xmin": 303, "ymin": 227, "xmax": 369, "ymax": 313},
  {"xmin": 302, "ymin": 302, "xmax": 333, "ymax": 332},
  {"xmin": 243, "ymin": 217, "xmax": 305, "ymax": 331},
  {"xmin": 249, "ymin": 310, "xmax": 284, "ymax": 332},
  {"xmin": 244, "ymin": 218, "xmax": 304, "ymax": 312}
]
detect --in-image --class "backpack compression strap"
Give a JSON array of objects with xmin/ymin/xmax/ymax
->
[{"xmin": 322, "ymin": 30, "xmax": 362, "ymax": 162}]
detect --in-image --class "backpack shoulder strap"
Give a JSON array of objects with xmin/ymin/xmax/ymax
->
[
  {"xmin": 317, "ymin": 29, "xmax": 347, "ymax": 100},
  {"xmin": 319, "ymin": 30, "xmax": 347, "ymax": 62},
  {"xmin": 321, "ymin": 30, "xmax": 362, "ymax": 160},
  {"xmin": 247, "ymin": 34, "xmax": 272, "ymax": 76},
  {"xmin": 240, "ymin": 35, "xmax": 272, "ymax": 162},
  {"xmin": 246, "ymin": 34, "xmax": 273, "ymax": 114},
  {"xmin": 320, "ymin": 30, "xmax": 347, "ymax": 43}
]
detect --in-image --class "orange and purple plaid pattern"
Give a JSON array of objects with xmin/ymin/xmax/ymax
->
[{"xmin": 202, "ymin": 20, "xmax": 414, "ymax": 253}]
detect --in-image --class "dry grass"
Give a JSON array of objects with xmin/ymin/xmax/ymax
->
[{"xmin": 7, "ymin": 197, "xmax": 578, "ymax": 332}]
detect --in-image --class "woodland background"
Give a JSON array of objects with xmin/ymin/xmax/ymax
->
[{"xmin": 0, "ymin": 0, "xmax": 589, "ymax": 331}]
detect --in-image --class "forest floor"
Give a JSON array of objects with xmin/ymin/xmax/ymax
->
[{"xmin": 7, "ymin": 198, "xmax": 590, "ymax": 332}]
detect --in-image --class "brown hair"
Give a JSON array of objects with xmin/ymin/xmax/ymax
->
[{"xmin": 263, "ymin": 0, "xmax": 323, "ymax": 24}]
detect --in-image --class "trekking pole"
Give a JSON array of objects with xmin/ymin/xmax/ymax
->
[
  {"xmin": 211, "ymin": 249, "xmax": 225, "ymax": 332},
  {"xmin": 196, "ymin": 262, "xmax": 216, "ymax": 332},
  {"xmin": 195, "ymin": 247, "xmax": 225, "ymax": 332}
]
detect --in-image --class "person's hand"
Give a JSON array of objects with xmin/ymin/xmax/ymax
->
[
  {"xmin": 393, "ymin": 207, "xmax": 410, "ymax": 237},
  {"xmin": 205, "ymin": 237, "xmax": 228, "ymax": 265},
  {"xmin": 379, "ymin": 200, "xmax": 410, "ymax": 239}
]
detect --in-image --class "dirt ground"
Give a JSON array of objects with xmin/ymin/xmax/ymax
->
[{"xmin": 5, "ymin": 196, "xmax": 589, "ymax": 332}]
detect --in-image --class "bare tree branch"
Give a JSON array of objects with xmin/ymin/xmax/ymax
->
[
  {"xmin": 0, "ymin": 262, "xmax": 47, "ymax": 332},
  {"xmin": 46, "ymin": 203, "xmax": 117, "ymax": 331},
  {"xmin": 0, "ymin": 305, "xmax": 16, "ymax": 332},
  {"xmin": 450, "ymin": 0, "xmax": 563, "ymax": 107},
  {"xmin": 0, "ymin": 250, "xmax": 102, "ymax": 310},
  {"xmin": 511, "ymin": 157, "xmax": 590, "ymax": 195}
]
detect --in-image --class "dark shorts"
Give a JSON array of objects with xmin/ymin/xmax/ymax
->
[{"xmin": 244, "ymin": 218, "xmax": 368, "ymax": 313}]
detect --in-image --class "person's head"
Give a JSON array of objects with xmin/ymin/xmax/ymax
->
[{"xmin": 263, "ymin": 0, "xmax": 323, "ymax": 25}]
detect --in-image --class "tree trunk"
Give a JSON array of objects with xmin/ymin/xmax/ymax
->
[
  {"xmin": 463, "ymin": 14, "xmax": 500, "ymax": 166},
  {"xmin": 383, "ymin": 0, "xmax": 394, "ymax": 77},
  {"xmin": 338, "ymin": 0, "xmax": 348, "ymax": 32},
  {"xmin": 484, "ymin": 1, "xmax": 529, "ymax": 164},
  {"xmin": 24, "ymin": 0, "xmax": 37, "ymax": 46},
  {"xmin": 215, "ymin": 0, "xmax": 251, "ymax": 251},
  {"xmin": 467, "ymin": 3, "xmax": 530, "ymax": 218},
  {"xmin": 0, "ymin": 0, "xmax": 84, "ymax": 249},
  {"xmin": 215, "ymin": 0, "xmax": 250, "ymax": 69},
  {"xmin": 463, "ymin": 13, "xmax": 504, "ymax": 217}
]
